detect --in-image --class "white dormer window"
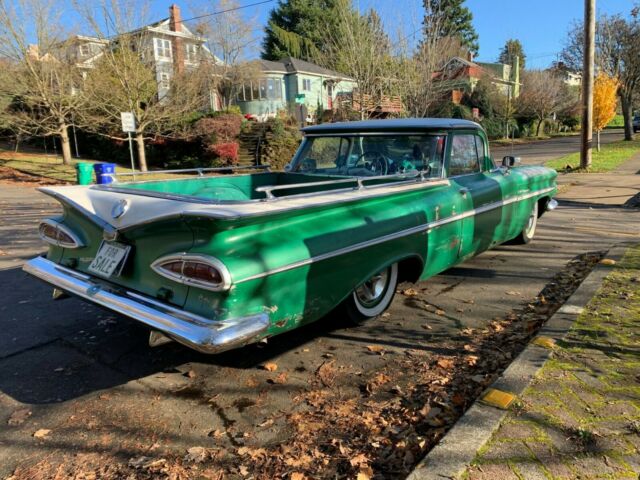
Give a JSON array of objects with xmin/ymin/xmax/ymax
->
[
  {"xmin": 185, "ymin": 44, "xmax": 198, "ymax": 62},
  {"xmin": 302, "ymin": 78, "xmax": 312, "ymax": 91},
  {"xmin": 79, "ymin": 44, "xmax": 90, "ymax": 57},
  {"xmin": 154, "ymin": 38, "xmax": 172, "ymax": 60}
]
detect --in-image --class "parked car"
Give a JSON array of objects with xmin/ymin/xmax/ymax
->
[
  {"xmin": 633, "ymin": 115, "xmax": 640, "ymax": 133},
  {"xmin": 24, "ymin": 119, "xmax": 558, "ymax": 354}
]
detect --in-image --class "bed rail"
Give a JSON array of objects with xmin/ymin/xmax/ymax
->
[
  {"xmin": 255, "ymin": 171, "xmax": 437, "ymax": 200},
  {"xmin": 106, "ymin": 164, "xmax": 271, "ymax": 183}
]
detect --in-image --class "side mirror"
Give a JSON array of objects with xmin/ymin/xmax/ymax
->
[
  {"xmin": 284, "ymin": 164, "xmax": 292, "ymax": 172},
  {"xmin": 502, "ymin": 156, "xmax": 521, "ymax": 168}
]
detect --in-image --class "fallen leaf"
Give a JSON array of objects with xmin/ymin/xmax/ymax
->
[
  {"xmin": 421, "ymin": 324, "xmax": 433, "ymax": 330},
  {"xmin": 436, "ymin": 358, "xmax": 454, "ymax": 369},
  {"xmin": 239, "ymin": 465, "xmax": 249, "ymax": 476},
  {"xmin": 435, "ymin": 309, "xmax": 446, "ymax": 316},
  {"xmin": 366, "ymin": 345, "xmax": 385, "ymax": 354},
  {"xmin": 506, "ymin": 290, "xmax": 521, "ymax": 296},
  {"xmin": 257, "ymin": 419, "xmax": 274, "ymax": 428},
  {"xmin": 185, "ymin": 370, "xmax": 197, "ymax": 379},
  {"xmin": 33, "ymin": 429, "xmax": 51, "ymax": 439},
  {"xmin": 185, "ymin": 446, "xmax": 207, "ymax": 463},
  {"xmin": 316, "ymin": 360, "xmax": 336, "ymax": 387},
  {"xmin": 208, "ymin": 429, "xmax": 225, "ymax": 438},
  {"xmin": 381, "ymin": 312, "xmax": 391, "ymax": 318},
  {"xmin": 291, "ymin": 473, "xmax": 306, "ymax": 480},
  {"xmin": 465, "ymin": 355, "xmax": 479, "ymax": 366},
  {"xmin": 0, "ymin": 249, "xmax": 7, "ymax": 256},
  {"xmin": 8, "ymin": 408, "xmax": 31, "ymax": 426},
  {"xmin": 357, "ymin": 465, "xmax": 374, "ymax": 480},
  {"xmin": 349, "ymin": 452, "xmax": 369, "ymax": 467},
  {"xmin": 262, "ymin": 363, "xmax": 278, "ymax": 372},
  {"xmin": 402, "ymin": 288, "xmax": 418, "ymax": 297}
]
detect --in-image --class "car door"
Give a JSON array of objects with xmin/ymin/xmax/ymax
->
[{"xmin": 448, "ymin": 132, "xmax": 510, "ymax": 260}]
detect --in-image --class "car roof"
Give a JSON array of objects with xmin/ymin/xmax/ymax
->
[{"xmin": 302, "ymin": 118, "xmax": 483, "ymax": 134}]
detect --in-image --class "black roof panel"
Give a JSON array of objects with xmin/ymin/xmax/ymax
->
[{"xmin": 302, "ymin": 118, "xmax": 482, "ymax": 134}]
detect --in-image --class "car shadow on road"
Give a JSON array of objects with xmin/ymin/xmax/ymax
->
[{"xmin": 0, "ymin": 267, "xmax": 454, "ymax": 405}]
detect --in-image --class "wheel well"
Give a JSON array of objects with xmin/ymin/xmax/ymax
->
[
  {"xmin": 397, "ymin": 256, "xmax": 424, "ymax": 284},
  {"xmin": 537, "ymin": 196, "xmax": 550, "ymax": 218}
]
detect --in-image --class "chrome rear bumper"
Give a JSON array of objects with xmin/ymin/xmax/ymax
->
[{"xmin": 22, "ymin": 256, "xmax": 270, "ymax": 354}]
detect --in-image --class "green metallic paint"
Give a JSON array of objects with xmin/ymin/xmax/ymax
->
[{"xmin": 47, "ymin": 127, "xmax": 557, "ymax": 345}]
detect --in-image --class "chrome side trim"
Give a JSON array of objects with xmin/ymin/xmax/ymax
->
[
  {"xmin": 235, "ymin": 186, "xmax": 555, "ymax": 284},
  {"xmin": 22, "ymin": 256, "xmax": 269, "ymax": 354},
  {"xmin": 39, "ymin": 219, "xmax": 85, "ymax": 249},
  {"xmin": 151, "ymin": 253, "xmax": 232, "ymax": 292}
]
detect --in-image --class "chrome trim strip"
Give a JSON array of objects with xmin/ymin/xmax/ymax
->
[
  {"xmin": 106, "ymin": 164, "xmax": 271, "ymax": 183},
  {"xmin": 39, "ymin": 219, "xmax": 85, "ymax": 249},
  {"xmin": 22, "ymin": 256, "xmax": 269, "ymax": 354},
  {"xmin": 235, "ymin": 186, "xmax": 555, "ymax": 284},
  {"xmin": 151, "ymin": 253, "xmax": 232, "ymax": 292}
]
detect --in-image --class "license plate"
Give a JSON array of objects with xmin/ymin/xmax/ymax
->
[{"xmin": 88, "ymin": 241, "xmax": 131, "ymax": 278}]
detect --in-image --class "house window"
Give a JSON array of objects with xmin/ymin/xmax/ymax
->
[
  {"xmin": 267, "ymin": 78, "xmax": 282, "ymax": 100},
  {"xmin": 251, "ymin": 81, "xmax": 260, "ymax": 101},
  {"xmin": 236, "ymin": 86, "xmax": 245, "ymax": 102},
  {"xmin": 302, "ymin": 78, "xmax": 312, "ymax": 91},
  {"xmin": 185, "ymin": 44, "xmax": 198, "ymax": 62},
  {"xmin": 159, "ymin": 72, "xmax": 171, "ymax": 89},
  {"xmin": 79, "ymin": 44, "xmax": 90, "ymax": 57},
  {"xmin": 154, "ymin": 38, "xmax": 172, "ymax": 60}
]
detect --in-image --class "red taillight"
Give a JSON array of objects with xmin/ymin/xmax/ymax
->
[
  {"xmin": 152, "ymin": 255, "xmax": 230, "ymax": 292},
  {"xmin": 38, "ymin": 220, "xmax": 83, "ymax": 248}
]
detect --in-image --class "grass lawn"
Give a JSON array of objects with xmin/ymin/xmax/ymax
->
[
  {"xmin": 0, "ymin": 150, "xmax": 136, "ymax": 183},
  {"xmin": 546, "ymin": 138, "xmax": 640, "ymax": 172}
]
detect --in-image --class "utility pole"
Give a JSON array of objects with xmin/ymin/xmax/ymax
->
[{"xmin": 580, "ymin": 0, "xmax": 596, "ymax": 169}]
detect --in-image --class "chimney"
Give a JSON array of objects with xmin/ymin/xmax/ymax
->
[
  {"xmin": 169, "ymin": 4, "xmax": 184, "ymax": 73},
  {"xmin": 169, "ymin": 4, "xmax": 181, "ymax": 32}
]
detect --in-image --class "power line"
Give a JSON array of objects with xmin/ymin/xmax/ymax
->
[{"xmin": 177, "ymin": 0, "xmax": 275, "ymax": 26}]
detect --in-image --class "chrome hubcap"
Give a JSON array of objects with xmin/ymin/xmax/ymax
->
[{"xmin": 355, "ymin": 269, "xmax": 389, "ymax": 308}]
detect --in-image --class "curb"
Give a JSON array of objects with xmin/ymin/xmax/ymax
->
[{"xmin": 406, "ymin": 242, "xmax": 633, "ymax": 480}]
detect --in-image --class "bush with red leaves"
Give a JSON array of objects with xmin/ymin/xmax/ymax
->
[
  {"xmin": 209, "ymin": 142, "xmax": 239, "ymax": 165},
  {"xmin": 194, "ymin": 114, "xmax": 243, "ymax": 144}
]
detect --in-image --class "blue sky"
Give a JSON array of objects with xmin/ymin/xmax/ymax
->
[{"xmin": 123, "ymin": 0, "xmax": 634, "ymax": 68}]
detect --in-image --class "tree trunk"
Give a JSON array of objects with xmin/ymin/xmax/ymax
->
[
  {"xmin": 135, "ymin": 132, "xmax": 148, "ymax": 172},
  {"xmin": 535, "ymin": 118, "xmax": 544, "ymax": 136},
  {"xmin": 59, "ymin": 123, "xmax": 72, "ymax": 165},
  {"xmin": 621, "ymin": 93, "xmax": 633, "ymax": 141}
]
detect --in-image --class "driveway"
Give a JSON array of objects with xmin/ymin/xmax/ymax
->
[
  {"xmin": 1, "ymin": 174, "xmax": 638, "ymax": 477},
  {"xmin": 491, "ymin": 129, "xmax": 625, "ymax": 165}
]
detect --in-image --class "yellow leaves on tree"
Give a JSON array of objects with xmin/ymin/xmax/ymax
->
[{"xmin": 593, "ymin": 73, "xmax": 619, "ymax": 151}]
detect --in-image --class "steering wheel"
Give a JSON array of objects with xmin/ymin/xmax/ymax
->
[{"xmin": 353, "ymin": 151, "xmax": 389, "ymax": 175}]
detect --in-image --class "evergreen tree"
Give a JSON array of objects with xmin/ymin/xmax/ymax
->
[
  {"xmin": 262, "ymin": 0, "xmax": 342, "ymax": 62},
  {"xmin": 498, "ymin": 39, "xmax": 526, "ymax": 70},
  {"xmin": 423, "ymin": 0, "xmax": 479, "ymax": 55}
]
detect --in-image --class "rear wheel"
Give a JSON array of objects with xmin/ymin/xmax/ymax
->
[
  {"xmin": 510, "ymin": 201, "xmax": 538, "ymax": 245},
  {"xmin": 342, "ymin": 263, "xmax": 398, "ymax": 324}
]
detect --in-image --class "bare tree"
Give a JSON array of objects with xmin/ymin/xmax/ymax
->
[
  {"xmin": 516, "ymin": 70, "xmax": 566, "ymax": 136},
  {"xmin": 192, "ymin": 0, "xmax": 261, "ymax": 108},
  {"xmin": 562, "ymin": 13, "xmax": 640, "ymax": 141},
  {"xmin": 0, "ymin": 0, "xmax": 86, "ymax": 164},
  {"xmin": 76, "ymin": 0, "xmax": 211, "ymax": 171},
  {"xmin": 323, "ymin": 1, "xmax": 394, "ymax": 120},
  {"xmin": 394, "ymin": 6, "xmax": 466, "ymax": 118}
]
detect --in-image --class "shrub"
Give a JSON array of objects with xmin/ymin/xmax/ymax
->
[
  {"xmin": 194, "ymin": 114, "xmax": 244, "ymax": 144},
  {"xmin": 481, "ymin": 117, "xmax": 506, "ymax": 140},
  {"xmin": 209, "ymin": 142, "xmax": 239, "ymax": 165},
  {"xmin": 261, "ymin": 127, "xmax": 302, "ymax": 170}
]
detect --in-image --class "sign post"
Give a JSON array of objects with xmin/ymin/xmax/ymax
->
[{"xmin": 120, "ymin": 112, "xmax": 136, "ymax": 180}]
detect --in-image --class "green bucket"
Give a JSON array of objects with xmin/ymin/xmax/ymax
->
[{"xmin": 75, "ymin": 162, "xmax": 94, "ymax": 185}]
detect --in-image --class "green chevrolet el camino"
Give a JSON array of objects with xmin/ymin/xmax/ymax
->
[{"xmin": 23, "ymin": 118, "xmax": 557, "ymax": 353}]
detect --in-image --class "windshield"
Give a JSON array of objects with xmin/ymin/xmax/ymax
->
[{"xmin": 291, "ymin": 134, "xmax": 446, "ymax": 178}]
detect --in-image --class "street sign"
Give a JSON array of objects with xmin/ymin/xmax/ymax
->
[
  {"xmin": 295, "ymin": 94, "xmax": 306, "ymax": 104},
  {"xmin": 120, "ymin": 112, "xmax": 136, "ymax": 133}
]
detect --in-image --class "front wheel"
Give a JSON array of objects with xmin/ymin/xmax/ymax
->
[
  {"xmin": 341, "ymin": 263, "xmax": 398, "ymax": 325},
  {"xmin": 510, "ymin": 201, "xmax": 538, "ymax": 245}
]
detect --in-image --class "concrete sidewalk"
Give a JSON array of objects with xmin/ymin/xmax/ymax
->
[{"xmin": 555, "ymin": 153, "xmax": 640, "ymax": 209}]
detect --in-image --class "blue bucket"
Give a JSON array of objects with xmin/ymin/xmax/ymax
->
[{"xmin": 93, "ymin": 163, "xmax": 116, "ymax": 185}]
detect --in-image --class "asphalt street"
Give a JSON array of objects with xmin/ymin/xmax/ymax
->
[
  {"xmin": 491, "ymin": 129, "xmax": 625, "ymax": 165},
  {"xmin": 0, "ymin": 152, "xmax": 638, "ymax": 476}
]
